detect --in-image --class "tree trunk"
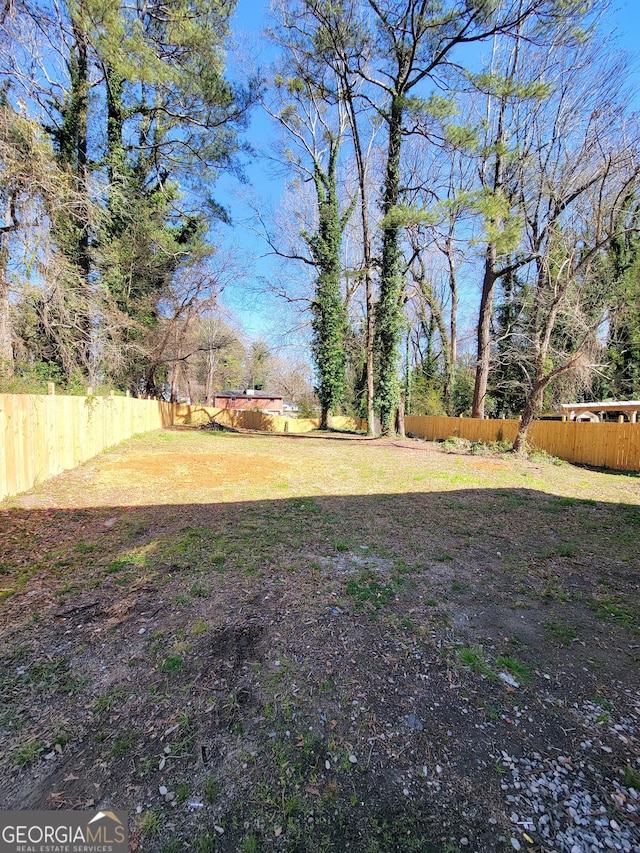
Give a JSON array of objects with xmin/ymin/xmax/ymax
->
[
  {"xmin": 365, "ymin": 268, "xmax": 375, "ymax": 435},
  {"xmin": 446, "ymin": 232, "xmax": 458, "ymax": 414},
  {"xmin": 0, "ymin": 263, "xmax": 12, "ymax": 377},
  {"xmin": 395, "ymin": 395, "xmax": 405, "ymax": 438},
  {"xmin": 472, "ymin": 53, "xmax": 509, "ymax": 419},
  {"xmin": 70, "ymin": 15, "xmax": 90, "ymax": 287},
  {"xmin": 106, "ymin": 67, "xmax": 126, "ymax": 186},
  {"xmin": 0, "ymin": 197, "xmax": 14, "ymax": 376},
  {"xmin": 404, "ymin": 327, "xmax": 411, "ymax": 415},
  {"xmin": 204, "ymin": 348, "xmax": 214, "ymax": 405},
  {"xmin": 343, "ymin": 82, "xmax": 376, "ymax": 436},
  {"xmin": 513, "ymin": 382, "xmax": 544, "ymax": 452},
  {"xmin": 376, "ymin": 93, "xmax": 405, "ymax": 435},
  {"xmin": 472, "ymin": 249, "xmax": 498, "ymax": 418},
  {"xmin": 170, "ymin": 352, "xmax": 181, "ymax": 403}
]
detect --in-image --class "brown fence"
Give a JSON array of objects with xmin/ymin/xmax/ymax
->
[
  {"xmin": 173, "ymin": 405, "xmax": 366, "ymax": 434},
  {"xmin": 0, "ymin": 393, "xmax": 174, "ymax": 500},
  {"xmin": 404, "ymin": 415, "xmax": 640, "ymax": 472}
]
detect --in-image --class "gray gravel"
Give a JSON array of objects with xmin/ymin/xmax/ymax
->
[{"xmin": 500, "ymin": 750, "xmax": 639, "ymax": 852}]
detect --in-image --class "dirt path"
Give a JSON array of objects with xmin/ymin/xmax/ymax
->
[{"xmin": 1, "ymin": 429, "xmax": 638, "ymax": 852}]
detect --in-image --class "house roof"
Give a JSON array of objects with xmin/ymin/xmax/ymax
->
[
  {"xmin": 214, "ymin": 390, "xmax": 283, "ymax": 400},
  {"xmin": 561, "ymin": 401, "xmax": 640, "ymax": 413}
]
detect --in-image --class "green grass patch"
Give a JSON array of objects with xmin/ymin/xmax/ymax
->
[
  {"xmin": 345, "ymin": 571, "xmax": 403, "ymax": 612},
  {"xmin": 622, "ymin": 764, "xmax": 640, "ymax": 790},
  {"xmin": 93, "ymin": 686, "xmax": 128, "ymax": 713},
  {"xmin": 457, "ymin": 646, "xmax": 495, "ymax": 679},
  {"xmin": 202, "ymin": 775, "xmax": 221, "ymax": 803},
  {"xmin": 174, "ymin": 781, "xmax": 193, "ymax": 804},
  {"xmin": 495, "ymin": 655, "xmax": 533, "ymax": 684},
  {"xmin": 593, "ymin": 598, "xmax": 636, "ymax": 630},
  {"xmin": 158, "ymin": 655, "xmax": 184, "ymax": 673},
  {"xmin": 138, "ymin": 809, "xmax": 165, "ymax": 838},
  {"xmin": 554, "ymin": 542, "xmax": 578, "ymax": 558},
  {"xmin": 110, "ymin": 731, "xmax": 137, "ymax": 759},
  {"xmin": 189, "ymin": 581, "xmax": 211, "ymax": 598},
  {"xmin": 11, "ymin": 738, "xmax": 42, "ymax": 768}
]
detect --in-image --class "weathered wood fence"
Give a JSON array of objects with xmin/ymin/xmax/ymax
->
[
  {"xmin": 0, "ymin": 393, "xmax": 174, "ymax": 500},
  {"xmin": 404, "ymin": 415, "xmax": 640, "ymax": 472}
]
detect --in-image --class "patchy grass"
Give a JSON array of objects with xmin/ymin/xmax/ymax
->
[
  {"xmin": 457, "ymin": 646, "xmax": 496, "ymax": 680},
  {"xmin": 542, "ymin": 617, "xmax": 578, "ymax": 646},
  {"xmin": 495, "ymin": 655, "xmax": 533, "ymax": 684},
  {"xmin": 0, "ymin": 430, "xmax": 639, "ymax": 851}
]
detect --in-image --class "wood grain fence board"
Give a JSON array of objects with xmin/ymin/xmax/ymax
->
[
  {"xmin": 0, "ymin": 394, "xmax": 179, "ymax": 500},
  {"xmin": 14, "ymin": 395, "xmax": 27, "ymax": 493},
  {"xmin": 3, "ymin": 396, "xmax": 18, "ymax": 496},
  {"xmin": 0, "ymin": 400, "xmax": 7, "ymax": 499}
]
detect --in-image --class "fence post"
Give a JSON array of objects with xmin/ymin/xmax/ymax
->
[{"xmin": 47, "ymin": 382, "xmax": 55, "ymax": 395}]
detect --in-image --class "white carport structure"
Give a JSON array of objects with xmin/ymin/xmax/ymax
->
[{"xmin": 561, "ymin": 401, "xmax": 640, "ymax": 423}]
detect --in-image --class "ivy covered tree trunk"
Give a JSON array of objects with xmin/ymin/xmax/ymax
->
[
  {"xmin": 309, "ymin": 151, "xmax": 348, "ymax": 429},
  {"xmin": 0, "ymin": 201, "xmax": 13, "ymax": 375},
  {"xmin": 46, "ymin": 8, "xmax": 92, "ymax": 380},
  {"xmin": 375, "ymin": 94, "xmax": 405, "ymax": 435},
  {"xmin": 312, "ymin": 270, "xmax": 347, "ymax": 428},
  {"xmin": 53, "ymin": 13, "xmax": 90, "ymax": 285}
]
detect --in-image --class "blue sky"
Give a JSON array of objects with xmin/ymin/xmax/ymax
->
[{"xmin": 216, "ymin": 0, "xmax": 640, "ymax": 344}]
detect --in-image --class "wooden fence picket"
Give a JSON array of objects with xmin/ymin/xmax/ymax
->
[{"xmin": 0, "ymin": 393, "xmax": 175, "ymax": 500}]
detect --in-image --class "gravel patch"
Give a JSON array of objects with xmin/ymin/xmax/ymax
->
[{"xmin": 500, "ymin": 750, "xmax": 639, "ymax": 852}]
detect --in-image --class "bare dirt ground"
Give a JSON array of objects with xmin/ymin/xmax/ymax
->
[{"xmin": 0, "ymin": 428, "xmax": 639, "ymax": 852}]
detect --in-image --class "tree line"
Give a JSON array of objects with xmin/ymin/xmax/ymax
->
[
  {"xmin": 261, "ymin": 0, "xmax": 640, "ymax": 444},
  {"xmin": 0, "ymin": 0, "xmax": 258, "ymax": 399},
  {"xmin": 2, "ymin": 0, "xmax": 640, "ymax": 445}
]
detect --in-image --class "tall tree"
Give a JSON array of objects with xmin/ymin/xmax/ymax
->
[
  {"xmin": 264, "ymin": 19, "xmax": 356, "ymax": 427},
  {"xmin": 0, "ymin": 95, "xmax": 91, "ymax": 382},
  {"xmin": 1, "ymin": 0, "xmax": 254, "ymax": 391},
  {"xmin": 601, "ymin": 200, "xmax": 640, "ymax": 400},
  {"xmin": 271, "ymin": 0, "xmax": 568, "ymax": 433},
  {"xmin": 505, "ymin": 37, "xmax": 640, "ymax": 448},
  {"xmin": 358, "ymin": 0, "xmax": 566, "ymax": 433}
]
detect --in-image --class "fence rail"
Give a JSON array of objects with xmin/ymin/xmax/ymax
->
[
  {"xmin": 0, "ymin": 393, "xmax": 174, "ymax": 500},
  {"xmin": 404, "ymin": 415, "xmax": 640, "ymax": 472}
]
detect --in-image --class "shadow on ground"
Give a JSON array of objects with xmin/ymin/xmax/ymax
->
[{"xmin": 0, "ymin": 487, "xmax": 638, "ymax": 852}]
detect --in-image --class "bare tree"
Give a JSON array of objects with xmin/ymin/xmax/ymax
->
[{"xmin": 495, "ymin": 36, "xmax": 640, "ymax": 447}]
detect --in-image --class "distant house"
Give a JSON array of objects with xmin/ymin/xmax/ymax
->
[
  {"xmin": 561, "ymin": 401, "xmax": 640, "ymax": 423},
  {"xmin": 213, "ymin": 389, "xmax": 284, "ymax": 416}
]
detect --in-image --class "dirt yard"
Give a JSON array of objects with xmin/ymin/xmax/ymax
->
[{"xmin": 0, "ymin": 428, "xmax": 639, "ymax": 852}]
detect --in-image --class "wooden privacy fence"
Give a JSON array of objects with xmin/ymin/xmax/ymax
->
[
  {"xmin": 0, "ymin": 396, "xmax": 366, "ymax": 500},
  {"xmin": 173, "ymin": 405, "xmax": 367, "ymax": 434},
  {"xmin": 404, "ymin": 415, "xmax": 640, "ymax": 472},
  {"xmin": 4, "ymin": 392, "xmax": 636, "ymax": 500},
  {"xmin": 0, "ymin": 393, "xmax": 174, "ymax": 500}
]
